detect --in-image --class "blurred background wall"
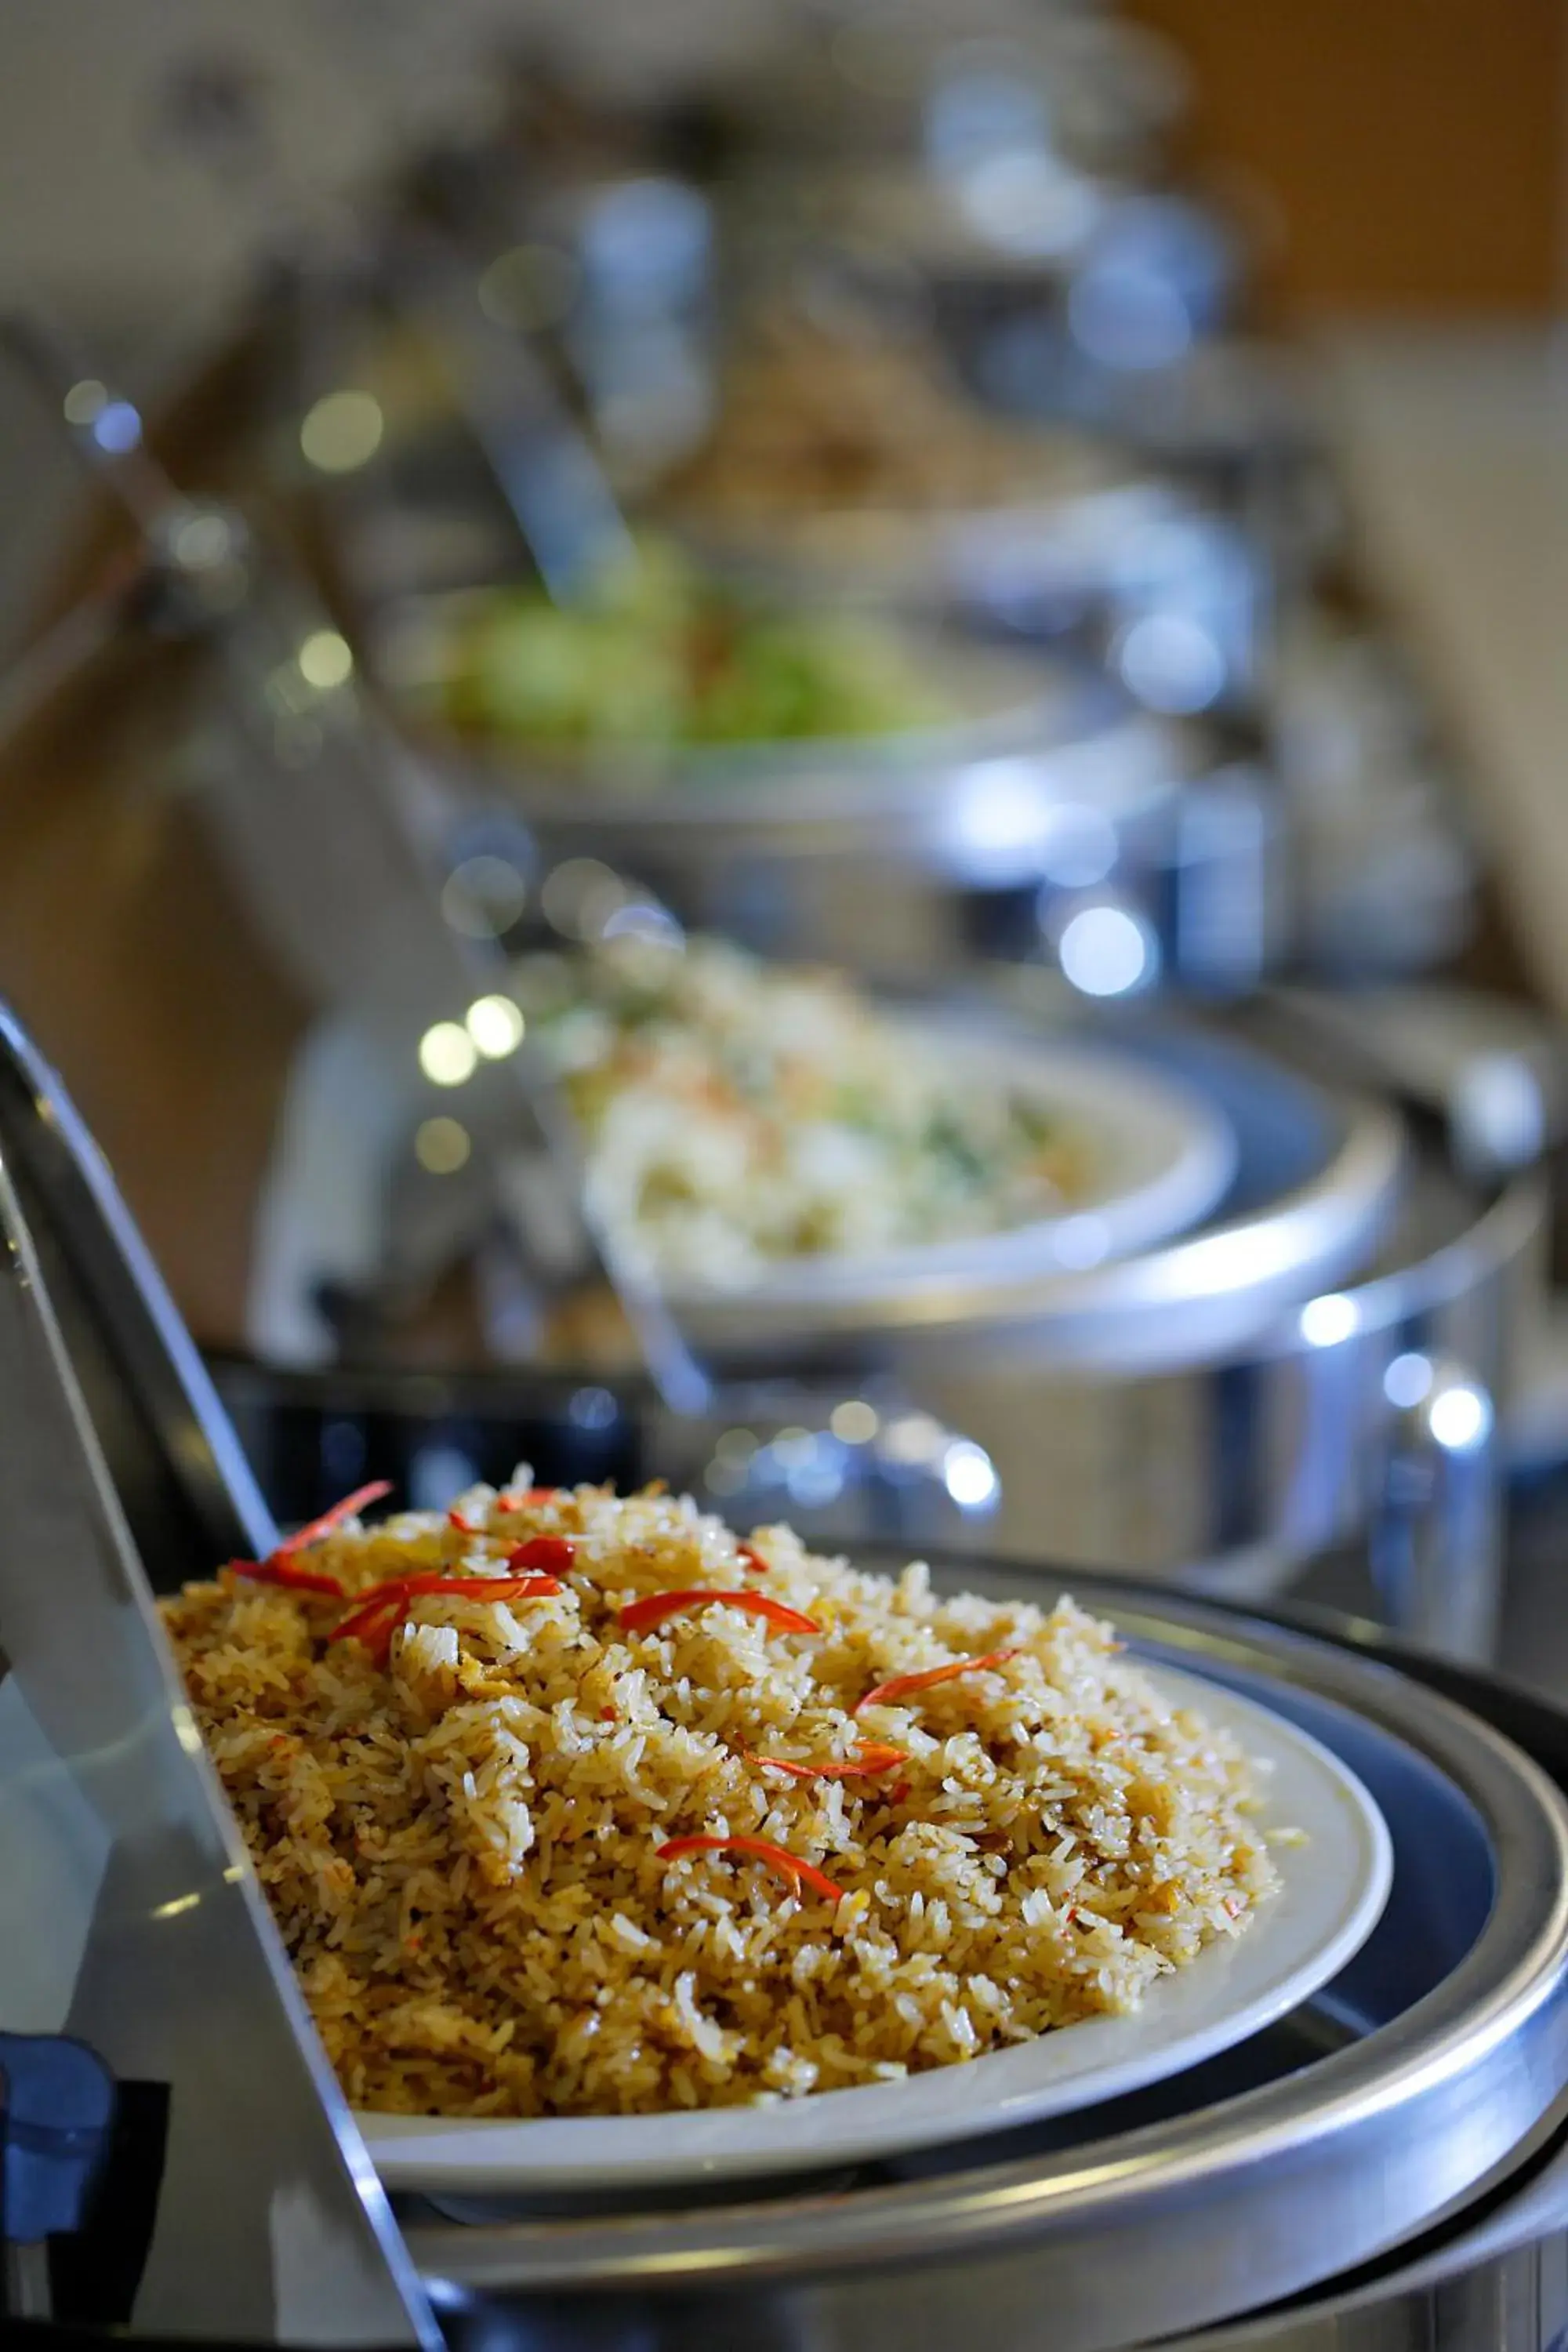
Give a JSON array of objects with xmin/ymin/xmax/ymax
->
[{"xmin": 1128, "ymin": 0, "xmax": 1566, "ymax": 312}]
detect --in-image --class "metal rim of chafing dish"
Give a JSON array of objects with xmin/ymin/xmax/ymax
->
[
  {"xmin": 703, "ymin": 15, "xmax": 1194, "ymax": 183},
  {"xmin": 398, "ymin": 1566, "xmax": 1568, "ymax": 2350},
  {"xmin": 371, "ymin": 593, "xmax": 1192, "ymax": 879},
  {"xmin": 662, "ymin": 470, "xmax": 1257, "ymax": 639},
  {"xmin": 672, "ymin": 1085, "xmax": 1403, "ymax": 1356}
]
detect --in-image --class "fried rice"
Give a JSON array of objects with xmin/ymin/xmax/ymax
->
[{"xmin": 160, "ymin": 1481, "xmax": 1279, "ymax": 2119}]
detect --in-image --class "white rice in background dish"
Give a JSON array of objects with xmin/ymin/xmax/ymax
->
[
  {"xmin": 162, "ymin": 1482, "xmax": 1280, "ymax": 2122},
  {"xmin": 516, "ymin": 935, "xmax": 1096, "ymax": 1289}
]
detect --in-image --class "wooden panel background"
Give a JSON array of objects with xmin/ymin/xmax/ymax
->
[{"xmin": 1127, "ymin": 0, "xmax": 1565, "ymax": 310}]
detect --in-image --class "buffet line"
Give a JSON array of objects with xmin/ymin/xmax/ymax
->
[{"xmin": 2, "ymin": 12, "xmax": 1568, "ymax": 2350}]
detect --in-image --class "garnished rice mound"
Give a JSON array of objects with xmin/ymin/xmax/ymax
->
[{"xmin": 161, "ymin": 1482, "xmax": 1280, "ymax": 2118}]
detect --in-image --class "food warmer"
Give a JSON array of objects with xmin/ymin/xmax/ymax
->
[
  {"xmin": 310, "ymin": 306, "xmax": 1279, "ymax": 999},
  {"xmin": 5, "ymin": 996, "xmax": 1568, "ymax": 2352},
  {"xmin": 303, "ymin": 143, "xmax": 1465, "ymax": 1004},
  {"xmin": 0, "ymin": 350, "xmax": 1542, "ymax": 1668},
  {"xmin": 118, "ymin": 13, "xmax": 1475, "ymax": 1012},
  {"xmin": 59, "ymin": 59, "xmax": 1280, "ymax": 1006}
]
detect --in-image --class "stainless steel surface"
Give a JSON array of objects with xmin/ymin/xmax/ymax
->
[
  {"xmin": 1168, "ymin": 2116, "xmax": 1568, "ymax": 2344},
  {"xmin": 673, "ymin": 1042, "xmax": 1403, "ymax": 1356},
  {"xmin": 670, "ymin": 472, "xmax": 1265, "ymax": 719},
  {"xmin": 383, "ymin": 586, "xmax": 1184, "ymax": 853},
  {"xmin": 1272, "ymin": 984, "xmax": 1567, "ymax": 1178},
  {"xmin": 209, "ymin": 996, "xmax": 1519, "ymax": 1646},
  {"xmin": 1371, "ymin": 1353, "xmax": 1502, "ymax": 1664},
  {"xmin": 375, "ymin": 588, "xmax": 1236, "ymax": 991},
  {"xmin": 401, "ymin": 1573, "xmax": 1568, "ymax": 2351},
  {"xmin": 0, "ymin": 989, "xmax": 1562, "ymax": 2347},
  {"xmin": 0, "ymin": 1005, "xmax": 274, "ymax": 1575},
  {"xmin": 911, "ymin": 1156, "xmax": 1537, "ymax": 1598},
  {"xmin": 713, "ymin": 14, "xmax": 1192, "ymax": 183},
  {"xmin": 0, "ymin": 1018, "xmax": 435, "ymax": 2344}
]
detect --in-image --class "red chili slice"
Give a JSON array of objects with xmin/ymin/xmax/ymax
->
[
  {"xmin": 736, "ymin": 1541, "xmax": 770, "ymax": 1574},
  {"xmin": 399, "ymin": 1573, "xmax": 564, "ymax": 1602},
  {"xmin": 495, "ymin": 1488, "xmax": 560, "ymax": 1512},
  {"xmin": 619, "ymin": 1588, "xmax": 819, "ymax": 1638},
  {"xmin": 275, "ymin": 1481, "xmax": 393, "ymax": 1556},
  {"xmin": 330, "ymin": 1585, "xmax": 409, "ymax": 1664},
  {"xmin": 339, "ymin": 1570, "xmax": 562, "ymax": 1614},
  {"xmin": 855, "ymin": 1648, "xmax": 1021, "ymax": 1715},
  {"xmin": 447, "ymin": 1508, "xmax": 482, "ymax": 1534},
  {"xmin": 656, "ymin": 1834, "xmax": 843, "ymax": 1905},
  {"xmin": 329, "ymin": 1572, "xmax": 561, "ymax": 1663},
  {"xmin": 506, "ymin": 1535, "xmax": 576, "ymax": 1573},
  {"xmin": 743, "ymin": 1742, "xmax": 907, "ymax": 1782},
  {"xmin": 230, "ymin": 1559, "xmax": 345, "ymax": 1598}
]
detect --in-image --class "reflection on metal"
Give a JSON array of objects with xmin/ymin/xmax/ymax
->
[
  {"xmin": 0, "ymin": 1020, "xmax": 435, "ymax": 2345},
  {"xmin": 1374, "ymin": 1353, "xmax": 1501, "ymax": 1665},
  {"xmin": 0, "ymin": 1008, "xmax": 274, "ymax": 1575}
]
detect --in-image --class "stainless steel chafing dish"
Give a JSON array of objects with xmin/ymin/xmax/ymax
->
[
  {"xmin": 0, "ymin": 390, "xmax": 1526, "ymax": 1662},
  {"xmin": 371, "ymin": 587, "xmax": 1259, "ymax": 994},
  {"xmin": 4, "ymin": 1003, "xmax": 1568, "ymax": 2352}
]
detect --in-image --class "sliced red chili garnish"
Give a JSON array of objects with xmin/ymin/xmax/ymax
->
[
  {"xmin": 855, "ymin": 1647, "xmax": 1021, "ymax": 1714},
  {"xmin": 743, "ymin": 1742, "xmax": 907, "ymax": 1782},
  {"xmin": 495, "ymin": 1487, "xmax": 560, "ymax": 1512},
  {"xmin": 619, "ymin": 1588, "xmax": 819, "ymax": 1638},
  {"xmin": 656, "ymin": 1834, "xmax": 842, "ymax": 1905},
  {"xmin": 329, "ymin": 1571, "xmax": 561, "ymax": 1662},
  {"xmin": 331, "ymin": 1585, "xmax": 409, "ymax": 1664},
  {"xmin": 736, "ymin": 1541, "xmax": 770, "ymax": 1573},
  {"xmin": 447, "ymin": 1507, "xmax": 483, "ymax": 1534},
  {"xmin": 275, "ymin": 1481, "xmax": 392, "ymax": 1556},
  {"xmin": 401, "ymin": 1573, "xmax": 564, "ymax": 1602},
  {"xmin": 341, "ymin": 1570, "xmax": 562, "ymax": 1613},
  {"xmin": 230, "ymin": 1559, "xmax": 345, "ymax": 1598},
  {"xmin": 506, "ymin": 1535, "xmax": 576, "ymax": 1573}
]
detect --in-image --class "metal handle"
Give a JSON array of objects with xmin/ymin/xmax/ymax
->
[{"xmin": 1370, "ymin": 1352, "xmax": 1501, "ymax": 1664}]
